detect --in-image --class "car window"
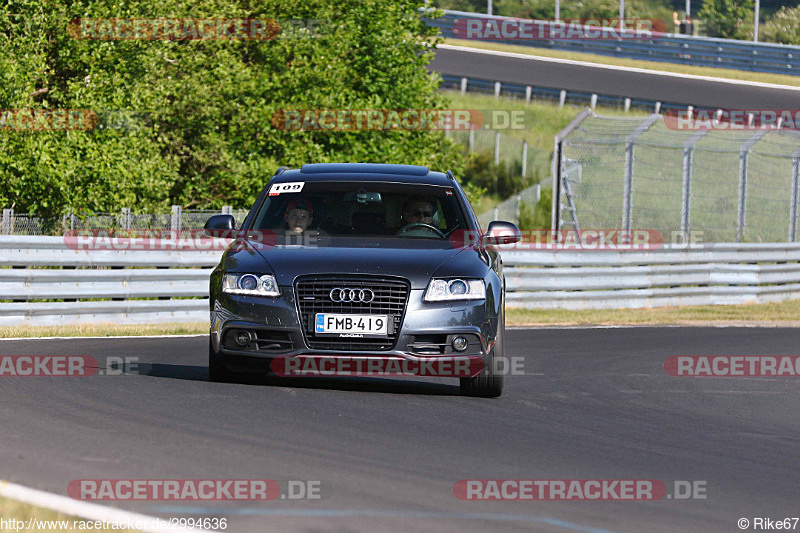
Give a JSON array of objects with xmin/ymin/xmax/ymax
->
[{"xmin": 250, "ymin": 181, "xmax": 467, "ymax": 240}]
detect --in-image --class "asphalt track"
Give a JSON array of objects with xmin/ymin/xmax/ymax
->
[
  {"xmin": 430, "ymin": 46, "xmax": 800, "ymax": 110},
  {"xmin": 2, "ymin": 328, "xmax": 800, "ymax": 533}
]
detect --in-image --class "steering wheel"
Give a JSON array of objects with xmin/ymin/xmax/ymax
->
[{"xmin": 395, "ymin": 223, "xmax": 446, "ymax": 238}]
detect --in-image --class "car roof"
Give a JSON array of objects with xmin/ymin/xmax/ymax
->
[{"xmin": 273, "ymin": 163, "xmax": 453, "ymax": 186}]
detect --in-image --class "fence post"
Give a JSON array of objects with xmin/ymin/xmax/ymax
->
[
  {"xmin": 171, "ymin": 205, "xmax": 182, "ymax": 233},
  {"xmin": 737, "ymin": 131, "xmax": 767, "ymax": 242},
  {"xmin": 468, "ymin": 126, "xmax": 475, "ymax": 153},
  {"xmin": 521, "ymin": 140, "xmax": 528, "ymax": 179},
  {"xmin": 494, "ymin": 81, "xmax": 501, "ymax": 99},
  {"xmin": 654, "ymin": 102, "xmax": 661, "ymax": 114},
  {"xmin": 622, "ymin": 114, "xmax": 660, "ymax": 232},
  {"xmin": 120, "ymin": 207, "xmax": 131, "ymax": 231},
  {"xmin": 222, "ymin": 206, "xmax": 233, "ymax": 215},
  {"xmin": 590, "ymin": 94, "xmax": 597, "ymax": 109},
  {"xmin": 552, "ymin": 108, "xmax": 594, "ymax": 239},
  {"xmin": 494, "ymin": 131, "xmax": 500, "ymax": 165},
  {"xmin": 559, "ymin": 90, "xmax": 566, "ymax": 109},
  {"xmin": 624, "ymin": 98, "xmax": 631, "ymax": 112},
  {"xmin": 492, "ymin": 206, "xmax": 499, "ymax": 221},
  {"xmin": 515, "ymin": 194, "xmax": 522, "ymax": 224},
  {"xmin": 623, "ymin": 144, "xmax": 634, "ymax": 232},
  {"xmin": 1, "ymin": 208, "xmax": 12, "ymax": 235},
  {"xmin": 525, "ymin": 86, "xmax": 532, "ymax": 104},
  {"xmin": 790, "ymin": 149, "xmax": 800, "ymax": 242},
  {"xmin": 460, "ymin": 77, "xmax": 467, "ymax": 96},
  {"xmin": 681, "ymin": 131, "xmax": 706, "ymax": 235}
]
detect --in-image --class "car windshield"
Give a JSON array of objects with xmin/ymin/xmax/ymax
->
[{"xmin": 249, "ymin": 181, "xmax": 469, "ymax": 242}]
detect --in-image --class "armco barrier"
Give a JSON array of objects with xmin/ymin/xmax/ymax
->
[
  {"xmin": 424, "ymin": 9, "xmax": 800, "ymax": 76},
  {"xmin": 0, "ymin": 235, "xmax": 219, "ymax": 326},
  {"xmin": 503, "ymin": 242, "xmax": 800, "ymax": 309},
  {"xmin": 3, "ymin": 237, "xmax": 800, "ymax": 325}
]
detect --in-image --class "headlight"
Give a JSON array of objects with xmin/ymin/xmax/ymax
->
[
  {"xmin": 222, "ymin": 273, "xmax": 280, "ymax": 297},
  {"xmin": 424, "ymin": 278, "xmax": 485, "ymax": 301}
]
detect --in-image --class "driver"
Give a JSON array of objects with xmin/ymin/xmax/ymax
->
[{"xmin": 401, "ymin": 199, "xmax": 436, "ymax": 227}]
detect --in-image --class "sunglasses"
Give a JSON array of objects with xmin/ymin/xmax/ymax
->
[{"xmin": 407, "ymin": 210, "xmax": 434, "ymax": 217}]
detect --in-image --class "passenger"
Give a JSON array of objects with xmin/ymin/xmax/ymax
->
[{"xmin": 284, "ymin": 198, "xmax": 314, "ymax": 234}]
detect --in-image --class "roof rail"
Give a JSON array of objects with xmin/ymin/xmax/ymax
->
[{"xmin": 446, "ymin": 170, "xmax": 456, "ymax": 181}]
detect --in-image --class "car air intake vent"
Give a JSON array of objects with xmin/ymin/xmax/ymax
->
[
  {"xmin": 295, "ymin": 276, "xmax": 409, "ymax": 351},
  {"xmin": 254, "ymin": 330, "xmax": 293, "ymax": 351},
  {"xmin": 408, "ymin": 334, "xmax": 448, "ymax": 355}
]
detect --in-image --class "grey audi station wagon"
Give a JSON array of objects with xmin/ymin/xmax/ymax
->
[{"xmin": 204, "ymin": 163, "xmax": 520, "ymax": 397}]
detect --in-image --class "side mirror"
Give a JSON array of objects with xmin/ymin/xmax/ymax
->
[
  {"xmin": 482, "ymin": 221, "xmax": 521, "ymax": 246},
  {"xmin": 204, "ymin": 214, "xmax": 236, "ymax": 238}
]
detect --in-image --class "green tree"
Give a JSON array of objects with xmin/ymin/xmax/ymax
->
[
  {"xmin": 0, "ymin": 0, "xmax": 466, "ymax": 217},
  {"xmin": 698, "ymin": 0, "xmax": 755, "ymax": 39},
  {"xmin": 761, "ymin": 5, "xmax": 800, "ymax": 45}
]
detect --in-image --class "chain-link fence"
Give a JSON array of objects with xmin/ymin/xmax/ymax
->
[
  {"xmin": 555, "ymin": 111, "xmax": 800, "ymax": 243},
  {"xmin": 0, "ymin": 206, "xmax": 250, "ymax": 236}
]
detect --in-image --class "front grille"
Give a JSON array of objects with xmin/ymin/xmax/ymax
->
[{"xmin": 295, "ymin": 276, "xmax": 409, "ymax": 351}]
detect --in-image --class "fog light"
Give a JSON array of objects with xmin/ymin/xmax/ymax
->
[
  {"xmin": 452, "ymin": 336, "xmax": 468, "ymax": 352},
  {"xmin": 235, "ymin": 330, "xmax": 252, "ymax": 347}
]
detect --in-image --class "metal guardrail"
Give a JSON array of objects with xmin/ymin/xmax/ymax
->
[
  {"xmin": 503, "ymin": 242, "xmax": 800, "ymax": 309},
  {"xmin": 4, "ymin": 237, "xmax": 800, "ymax": 324},
  {"xmin": 424, "ymin": 9, "xmax": 800, "ymax": 76},
  {"xmin": 0, "ymin": 236, "xmax": 219, "ymax": 326}
]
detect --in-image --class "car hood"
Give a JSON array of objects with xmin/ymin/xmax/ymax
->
[{"xmin": 229, "ymin": 237, "xmax": 472, "ymax": 289}]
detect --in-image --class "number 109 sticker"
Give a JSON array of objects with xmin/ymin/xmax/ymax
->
[{"xmin": 269, "ymin": 182, "xmax": 305, "ymax": 196}]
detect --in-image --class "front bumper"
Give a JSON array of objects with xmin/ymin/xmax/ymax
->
[{"xmin": 211, "ymin": 286, "xmax": 498, "ymax": 375}]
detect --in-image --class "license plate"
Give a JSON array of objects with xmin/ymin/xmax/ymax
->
[{"xmin": 315, "ymin": 313, "xmax": 389, "ymax": 337}]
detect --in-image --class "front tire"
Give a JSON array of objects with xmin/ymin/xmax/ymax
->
[
  {"xmin": 208, "ymin": 338, "xmax": 234, "ymax": 383},
  {"xmin": 460, "ymin": 316, "xmax": 505, "ymax": 398}
]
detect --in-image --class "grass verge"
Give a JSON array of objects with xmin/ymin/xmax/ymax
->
[
  {"xmin": 0, "ymin": 322, "xmax": 206, "ymax": 338},
  {"xmin": 441, "ymin": 38, "xmax": 800, "ymax": 88},
  {"xmin": 0, "ymin": 496, "xmax": 137, "ymax": 532},
  {"xmin": 507, "ymin": 299, "xmax": 800, "ymax": 326}
]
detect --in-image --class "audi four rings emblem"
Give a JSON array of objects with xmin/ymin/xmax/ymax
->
[{"xmin": 329, "ymin": 288, "xmax": 375, "ymax": 303}]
